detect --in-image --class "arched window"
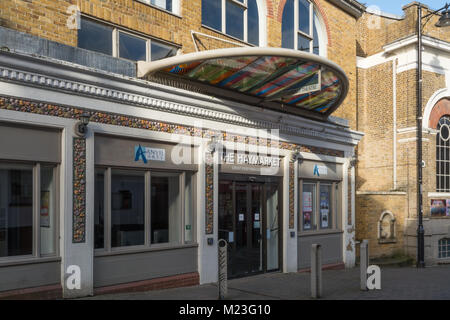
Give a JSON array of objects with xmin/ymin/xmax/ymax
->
[
  {"xmin": 202, "ymin": 0, "xmax": 262, "ymax": 46},
  {"xmin": 436, "ymin": 116, "xmax": 450, "ymax": 192},
  {"xmin": 282, "ymin": 0, "xmax": 325, "ymax": 56}
]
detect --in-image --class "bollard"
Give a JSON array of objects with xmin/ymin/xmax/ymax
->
[
  {"xmin": 360, "ymin": 239, "xmax": 369, "ymax": 291},
  {"xmin": 311, "ymin": 243, "xmax": 322, "ymax": 298},
  {"xmin": 218, "ymin": 239, "xmax": 228, "ymax": 300}
]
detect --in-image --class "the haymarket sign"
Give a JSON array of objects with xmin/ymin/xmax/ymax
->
[{"xmin": 221, "ymin": 152, "xmax": 281, "ymax": 167}]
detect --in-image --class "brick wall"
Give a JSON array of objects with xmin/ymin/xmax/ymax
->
[{"xmin": 0, "ymin": 0, "xmax": 360, "ymax": 129}]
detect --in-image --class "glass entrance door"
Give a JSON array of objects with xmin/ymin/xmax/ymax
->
[{"xmin": 219, "ymin": 178, "xmax": 280, "ymax": 278}]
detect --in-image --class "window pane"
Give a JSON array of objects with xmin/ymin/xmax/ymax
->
[
  {"xmin": 111, "ymin": 170, "xmax": 145, "ymax": 248},
  {"xmin": 202, "ymin": 0, "xmax": 222, "ymax": 31},
  {"xmin": 298, "ymin": 34, "xmax": 310, "ymax": 52},
  {"xmin": 302, "ymin": 183, "xmax": 315, "ymax": 231},
  {"xmin": 184, "ymin": 172, "xmax": 194, "ymax": 243},
  {"xmin": 94, "ymin": 169, "xmax": 105, "ymax": 249},
  {"xmin": 119, "ymin": 32, "xmax": 147, "ymax": 62},
  {"xmin": 78, "ymin": 18, "xmax": 113, "ymax": 56},
  {"xmin": 151, "ymin": 41, "xmax": 178, "ymax": 61},
  {"xmin": 299, "ymin": 0, "xmax": 311, "ymax": 35},
  {"xmin": 151, "ymin": 172, "xmax": 181, "ymax": 244},
  {"xmin": 226, "ymin": 0, "xmax": 244, "ymax": 40},
  {"xmin": 0, "ymin": 164, "xmax": 33, "ymax": 257},
  {"xmin": 248, "ymin": 0, "xmax": 259, "ymax": 46},
  {"xmin": 40, "ymin": 166, "xmax": 56, "ymax": 255},
  {"xmin": 319, "ymin": 184, "xmax": 332, "ymax": 229},
  {"xmin": 151, "ymin": 0, "xmax": 172, "ymax": 11},
  {"xmin": 313, "ymin": 15, "xmax": 320, "ymax": 55},
  {"xmin": 282, "ymin": 0, "xmax": 294, "ymax": 49}
]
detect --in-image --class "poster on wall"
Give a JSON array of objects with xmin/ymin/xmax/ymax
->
[
  {"xmin": 40, "ymin": 191, "xmax": 50, "ymax": 228},
  {"xmin": 320, "ymin": 191, "xmax": 330, "ymax": 228},
  {"xmin": 302, "ymin": 192, "xmax": 312, "ymax": 229},
  {"xmin": 431, "ymin": 199, "xmax": 450, "ymax": 216}
]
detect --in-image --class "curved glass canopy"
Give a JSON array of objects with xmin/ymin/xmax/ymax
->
[{"xmin": 137, "ymin": 47, "xmax": 348, "ymax": 120}]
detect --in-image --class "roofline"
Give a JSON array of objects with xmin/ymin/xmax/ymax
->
[{"xmin": 326, "ymin": 0, "xmax": 366, "ymax": 18}]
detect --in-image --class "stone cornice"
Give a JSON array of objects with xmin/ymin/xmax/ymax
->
[{"xmin": 0, "ymin": 51, "xmax": 363, "ymax": 147}]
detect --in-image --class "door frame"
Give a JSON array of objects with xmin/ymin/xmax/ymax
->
[{"xmin": 218, "ymin": 173, "xmax": 283, "ymax": 277}]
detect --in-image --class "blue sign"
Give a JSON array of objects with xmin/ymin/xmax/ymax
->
[
  {"xmin": 134, "ymin": 145, "xmax": 148, "ymax": 164},
  {"xmin": 313, "ymin": 164, "xmax": 320, "ymax": 177}
]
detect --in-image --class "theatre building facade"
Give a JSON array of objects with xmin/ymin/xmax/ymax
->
[{"xmin": 0, "ymin": 0, "xmax": 364, "ymax": 298}]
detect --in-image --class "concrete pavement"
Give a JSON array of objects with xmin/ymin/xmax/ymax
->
[{"xmin": 82, "ymin": 265, "xmax": 450, "ymax": 300}]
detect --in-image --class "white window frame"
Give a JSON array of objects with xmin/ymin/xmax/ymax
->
[
  {"xmin": 202, "ymin": 0, "xmax": 266, "ymax": 46},
  {"xmin": 0, "ymin": 162, "xmax": 59, "ymax": 262},
  {"xmin": 94, "ymin": 167, "xmax": 197, "ymax": 254},
  {"xmin": 284, "ymin": 0, "xmax": 327, "ymax": 57},
  {"xmin": 136, "ymin": 0, "xmax": 181, "ymax": 16}
]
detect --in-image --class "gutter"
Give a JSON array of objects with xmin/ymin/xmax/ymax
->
[{"xmin": 327, "ymin": 0, "xmax": 366, "ymax": 18}]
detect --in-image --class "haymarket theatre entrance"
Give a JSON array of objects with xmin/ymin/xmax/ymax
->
[
  {"xmin": 218, "ymin": 150, "xmax": 283, "ymax": 278},
  {"xmin": 219, "ymin": 176, "xmax": 281, "ymax": 278}
]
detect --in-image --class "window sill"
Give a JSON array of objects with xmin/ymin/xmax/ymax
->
[
  {"xmin": 200, "ymin": 25, "xmax": 255, "ymax": 48},
  {"xmin": 134, "ymin": 1, "xmax": 182, "ymax": 19},
  {"xmin": 298, "ymin": 229, "xmax": 343, "ymax": 237},
  {"xmin": 0, "ymin": 255, "xmax": 61, "ymax": 268},
  {"xmin": 94, "ymin": 243, "xmax": 198, "ymax": 257}
]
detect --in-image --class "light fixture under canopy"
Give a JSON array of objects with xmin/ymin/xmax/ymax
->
[{"xmin": 137, "ymin": 47, "xmax": 349, "ymax": 121}]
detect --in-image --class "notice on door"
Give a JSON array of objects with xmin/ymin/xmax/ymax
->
[{"xmin": 239, "ymin": 213, "xmax": 245, "ymax": 221}]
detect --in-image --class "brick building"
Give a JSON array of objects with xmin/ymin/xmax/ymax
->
[
  {"xmin": 355, "ymin": 2, "xmax": 450, "ymax": 265},
  {"xmin": 0, "ymin": 0, "xmax": 367, "ymax": 299}
]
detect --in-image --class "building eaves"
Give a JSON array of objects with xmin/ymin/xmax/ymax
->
[{"xmin": 327, "ymin": 0, "xmax": 366, "ymax": 18}]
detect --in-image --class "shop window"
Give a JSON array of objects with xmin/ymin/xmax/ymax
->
[
  {"xmin": 299, "ymin": 181, "xmax": 338, "ymax": 232},
  {"xmin": 282, "ymin": 0, "xmax": 325, "ymax": 56},
  {"xmin": 111, "ymin": 170, "xmax": 145, "ymax": 248},
  {"xmin": 0, "ymin": 163, "xmax": 57, "ymax": 259},
  {"xmin": 78, "ymin": 18, "xmax": 178, "ymax": 62},
  {"xmin": 94, "ymin": 168, "xmax": 195, "ymax": 251},
  {"xmin": 201, "ymin": 0, "xmax": 261, "ymax": 46},
  {"xmin": 436, "ymin": 116, "xmax": 450, "ymax": 192},
  {"xmin": 439, "ymin": 238, "xmax": 450, "ymax": 259}
]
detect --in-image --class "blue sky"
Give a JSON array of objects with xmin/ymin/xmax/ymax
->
[{"xmin": 363, "ymin": 0, "xmax": 447, "ymax": 15}]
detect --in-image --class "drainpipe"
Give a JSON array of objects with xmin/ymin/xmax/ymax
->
[{"xmin": 393, "ymin": 59, "xmax": 397, "ymax": 190}]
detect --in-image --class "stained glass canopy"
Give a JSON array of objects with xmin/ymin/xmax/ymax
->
[{"xmin": 137, "ymin": 47, "xmax": 348, "ymax": 121}]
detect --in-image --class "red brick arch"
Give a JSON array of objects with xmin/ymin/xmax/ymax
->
[
  {"xmin": 429, "ymin": 98, "xmax": 450, "ymax": 129},
  {"xmin": 276, "ymin": 0, "xmax": 332, "ymax": 47}
]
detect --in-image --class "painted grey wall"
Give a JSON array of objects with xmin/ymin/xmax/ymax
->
[
  {"xmin": 298, "ymin": 232, "xmax": 343, "ymax": 269},
  {"xmin": 299, "ymin": 160, "xmax": 343, "ymax": 181},
  {"xmin": 0, "ymin": 260, "xmax": 60, "ymax": 292},
  {"xmin": 0, "ymin": 123, "xmax": 61, "ymax": 163},
  {"xmin": 93, "ymin": 246, "xmax": 197, "ymax": 287},
  {"xmin": 95, "ymin": 134, "xmax": 198, "ymax": 171}
]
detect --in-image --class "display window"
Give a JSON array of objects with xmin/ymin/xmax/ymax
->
[
  {"xmin": 94, "ymin": 167, "xmax": 196, "ymax": 251},
  {"xmin": 0, "ymin": 162, "xmax": 58, "ymax": 259},
  {"xmin": 299, "ymin": 180, "xmax": 340, "ymax": 232}
]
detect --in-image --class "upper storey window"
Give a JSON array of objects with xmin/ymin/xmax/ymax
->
[
  {"xmin": 202, "ymin": 0, "xmax": 261, "ymax": 46},
  {"xmin": 78, "ymin": 18, "xmax": 178, "ymax": 62},
  {"xmin": 137, "ymin": 0, "xmax": 181, "ymax": 15},
  {"xmin": 282, "ymin": 0, "xmax": 325, "ymax": 56}
]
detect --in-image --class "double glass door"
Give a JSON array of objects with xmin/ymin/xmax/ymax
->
[{"xmin": 219, "ymin": 177, "xmax": 280, "ymax": 278}]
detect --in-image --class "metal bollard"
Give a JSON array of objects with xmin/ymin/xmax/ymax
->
[
  {"xmin": 311, "ymin": 243, "xmax": 322, "ymax": 299},
  {"xmin": 360, "ymin": 239, "xmax": 369, "ymax": 291},
  {"xmin": 218, "ymin": 239, "xmax": 228, "ymax": 300}
]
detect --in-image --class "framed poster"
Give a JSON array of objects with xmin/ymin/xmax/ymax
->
[
  {"xmin": 40, "ymin": 190, "xmax": 50, "ymax": 228},
  {"xmin": 320, "ymin": 191, "xmax": 330, "ymax": 228},
  {"xmin": 302, "ymin": 192, "xmax": 312, "ymax": 230},
  {"xmin": 431, "ymin": 199, "xmax": 447, "ymax": 216}
]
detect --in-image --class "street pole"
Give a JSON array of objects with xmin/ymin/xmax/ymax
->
[{"xmin": 416, "ymin": 4, "xmax": 425, "ymax": 268}]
